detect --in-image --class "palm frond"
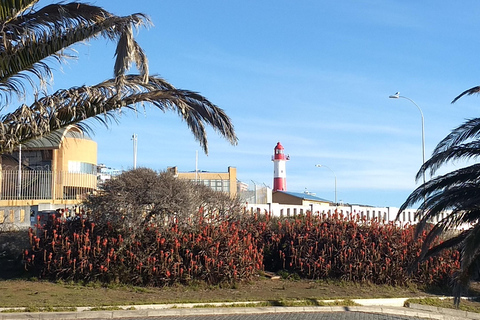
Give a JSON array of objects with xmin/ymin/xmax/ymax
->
[
  {"xmin": 417, "ymin": 183, "xmax": 480, "ymax": 227},
  {"xmin": 427, "ymin": 182, "xmax": 480, "ymax": 212},
  {"xmin": 416, "ymin": 140, "xmax": 480, "ymax": 180},
  {"xmin": 453, "ymin": 226, "xmax": 480, "ymax": 306},
  {"xmin": 399, "ymin": 163, "xmax": 480, "ymax": 215},
  {"xmin": 114, "ymin": 24, "xmax": 149, "ymax": 81},
  {"xmin": 0, "ymin": 75, "xmax": 237, "ymax": 154},
  {"xmin": 460, "ymin": 224, "xmax": 480, "ymax": 275},
  {"xmin": 451, "ymin": 86, "xmax": 480, "ymax": 104},
  {"xmin": 398, "ymin": 85, "xmax": 480, "ymax": 307},
  {"xmin": 0, "ymin": 0, "xmax": 38, "ymax": 22},
  {"xmin": 433, "ymin": 118, "xmax": 480, "ymax": 156},
  {"xmin": 422, "ymin": 228, "xmax": 468, "ymax": 260},
  {"xmin": 0, "ymin": 2, "xmax": 151, "ymax": 99}
]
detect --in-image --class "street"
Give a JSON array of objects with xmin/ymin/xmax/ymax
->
[{"xmin": 113, "ymin": 312, "xmax": 423, "ymax": 320}]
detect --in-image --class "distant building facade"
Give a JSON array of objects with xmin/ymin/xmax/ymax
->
[
  {"xmin": 237, "ymin": 181, "xmax": 249, "ymax": 193},
  {"xmin": 0, "ymin": 126, "xmax": 97, "ymax": 227},
  {"xmin": 168, "ymin": 166, "xmax": 237, "ymax": 198},
  {"xmin": 96, "ymin": 163, "xmax": 122, "ymax": 186}
]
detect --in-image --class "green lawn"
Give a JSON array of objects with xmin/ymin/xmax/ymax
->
[{"xmin": 0, "ymin": 278, "xmax": 455, "ymax": 308}]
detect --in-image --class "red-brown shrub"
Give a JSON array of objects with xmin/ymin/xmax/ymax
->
[
  {"xmin": 24, "ymin": 210, "xmax": 460, "ymax": 287},
  {"xmin": 262, "ymin": 211, "xmax": 460, "ymax": 286},
  {"xmin": 24, "ymin": 214, "xmax": 263, "ymax": 286}
]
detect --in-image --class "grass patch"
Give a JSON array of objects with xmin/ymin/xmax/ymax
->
[
  {"xmin": 89, "ymin": 306, "xmax": 128, "ymax": 311},
  {"xmin": 1, "ymin": 306, "xmax": 77, "ymax": 313},
  {"xmin": 407, "ymin": 297, "xmax": 480, "ymax": 313},
  {"xmin": 264, "ymin": 299, "xmax": 359, "ymax": 307},
  {"xmin": 191, "ymin": 299, "xmax": 359, "ymax": 308},
  {"xmin": 0, "ymin": 278, "xmax": 451, "ymax": 309},
  {"xmin": 276, "ymin": 270, "xmax": 301, "ymax": 281}
]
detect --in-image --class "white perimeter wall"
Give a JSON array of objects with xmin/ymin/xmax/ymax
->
[{"xmin": 244, "ymin": 203, "xmax": 470, "ymax": 229}]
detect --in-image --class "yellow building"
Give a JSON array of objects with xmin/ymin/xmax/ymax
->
[
  {"xmin": 0, "ymin": 126, "xmax": 97, "ymax": 208},
  {"xmin": 168, "ymin": 166, "xmax": 237, "ymax": 198}
]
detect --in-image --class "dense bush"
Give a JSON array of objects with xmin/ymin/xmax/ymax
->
[
  {"xmin": 85, "ymin": 168, "xmax": 242, "ymax": 229},
  {"xmin": 261, "ymin": 211, "xmax": 460, "ymax": 286},
  {"xmin": 24, "ymin": 169, "xmax": 252, "ymax": 285},
  {"xmin": 25, "ymin": 213, "xmax": 262, "ymax": 285},
  {"xmin": 24, "ymin": 210, "xmax": 460, "ymax": 287}
]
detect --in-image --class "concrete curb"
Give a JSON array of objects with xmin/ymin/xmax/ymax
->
[
  {"xmin": 0, "ymin": 298, "xmax": 475, "ymax": 320},
  {"xmin": 408, "ymin": 303, "xmax": 480, "ymax": 320},
  {"xmin": 0, "ymin": 305, "xmax": 460, "ymax": 320}
]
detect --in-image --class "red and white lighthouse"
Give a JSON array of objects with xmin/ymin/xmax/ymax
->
[{"xmin": 272, "ymin": 142, "xmax": 289, "ymax": 192}]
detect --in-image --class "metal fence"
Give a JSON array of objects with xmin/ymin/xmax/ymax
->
[
  {"xmin": 238, "ymin": 185, "xmax": 271, "ymax": 204},
  {"xmin": 0, "ymin": 170, "xmax": 96, "ymax": 200}
]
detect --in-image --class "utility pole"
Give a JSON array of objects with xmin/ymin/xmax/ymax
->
[{"xmin": 132, "ymin": 134, "xmax": 137, "ymax": 169}]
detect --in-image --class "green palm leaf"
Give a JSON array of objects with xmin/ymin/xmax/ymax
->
[
  {"xmin": 0, "ymin": 0, "xmax": 38, "ymax": 22},
  {"xmin": 417, "ymin": 139, "xmax": 480, "ymax": 180},
  {"xmin": 0, "ymin": 1, "xmax": 235, "ymax": 154},
  {"xmin": 0, "ymin": 75, "xmax": 237, "ymax": 154},
  {"xmin": 433, "ymin": 118, "xmax": 480, "ymax": 157},
  {"xmin": 399, "ymin": 84, "xmax": 480, "ymax": 305},
  {"xmin": 451, "ymin": 85, "xmax": 480, "ymax": 104},
  {"xmin": 0, "ymin": 3, "xmax": 150, "ymax": 100}
]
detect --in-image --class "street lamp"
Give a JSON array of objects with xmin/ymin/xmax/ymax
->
[
  {"xmin": 315, "ymin": 164, "xmax": 337, "ymax": 204},
  {"xmin": 388, "ymin": 92, "xmax": 426, "ymax": 188}
]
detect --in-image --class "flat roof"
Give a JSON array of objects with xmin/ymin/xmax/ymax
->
[{"xmin": 276, "ymin": 191, "xmax": 331, "ymax": 203}]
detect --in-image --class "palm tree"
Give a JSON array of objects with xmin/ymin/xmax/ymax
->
[
  {"xmin": 0, "ymin": 1, "xmax": 237, "ymax": 154},
  {"xmin": 398, "ymin": 87, "xmax": 480, "ymax": 306}
]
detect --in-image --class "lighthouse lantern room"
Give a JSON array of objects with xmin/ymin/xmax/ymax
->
[{"xmin": 272, "ymin": 142, "xmax": 289, "ymax": 192}]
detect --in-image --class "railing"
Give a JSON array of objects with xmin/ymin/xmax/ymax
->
[{"xmin": 0, "ymin": 170, "xmax": 96, "ymax": 201}]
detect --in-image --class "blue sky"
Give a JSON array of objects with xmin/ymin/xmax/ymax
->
[{"xmin": 32, "ymin": 1, "xmax": 480, "ymax": 207}]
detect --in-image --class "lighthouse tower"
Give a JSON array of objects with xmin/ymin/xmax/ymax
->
[{"xmin": 272, "ymin": 142, "xmax": 289, "ymax": 191}]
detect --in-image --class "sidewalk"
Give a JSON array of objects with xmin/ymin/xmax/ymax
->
[{"xmin": 0, "ymin": 297, "xmax": 478, "ymax": 320}]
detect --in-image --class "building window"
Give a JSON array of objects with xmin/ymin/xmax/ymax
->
[
  {"xmin": 194, "ymin": 179, "xmax": 230, "ymax": 193},
  {"xmin": 68, "ymin": 161, "xmax": 96, "ymax": 174}
]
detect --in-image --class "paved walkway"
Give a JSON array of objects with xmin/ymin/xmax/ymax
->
[{"xmin": 115, "ymin": 311, "xmax": 427, "ymax": 320}]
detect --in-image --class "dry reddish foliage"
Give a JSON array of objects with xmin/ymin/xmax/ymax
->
[
  {"xmin": 262, "ymin": 211, "xmax": 459, "ymax": 286},
  {"xmin": 25, "ymin": 214, "xmax": 262, "ymax": 285},
  {"xmin": 24, "ymin": 211, "xmax": 459, "ymax": 287}
]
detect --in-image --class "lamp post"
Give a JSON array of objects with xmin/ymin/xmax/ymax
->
[
  {"xmin": 315, "ymin": 164, "xmax": 337, "ymax": 204},
  {"xmin": 388, "ymin": 92, "xmax": 426, "ymax": 188}
]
